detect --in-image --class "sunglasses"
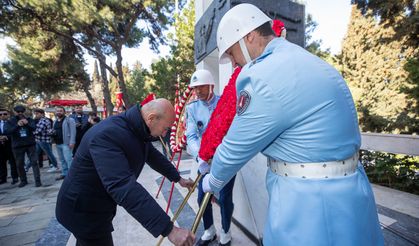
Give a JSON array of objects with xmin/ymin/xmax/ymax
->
[
  {"xmin": 16, "ymin": 111, "xmax": 24, "ymax": 113},
  {"xmin": 0, "ymin": 113, "xmax": 8, "ymax": 116}
]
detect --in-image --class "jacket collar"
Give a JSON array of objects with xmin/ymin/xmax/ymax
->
[{"xmin": 124, "ymin": 104, "xmax": 157, "ymax": 142}]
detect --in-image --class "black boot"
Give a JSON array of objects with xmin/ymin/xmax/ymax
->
[{"xmin": 18, "ymin": 180, "xmax": 28, "ymax": 188}]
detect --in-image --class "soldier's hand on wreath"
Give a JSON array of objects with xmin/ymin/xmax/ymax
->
[
  {"xmin": 202, "ymin": 174, "xmax": 213, "ymax": 193},
  {"xmin": 198, "ymin": 158, "xmax": 210, "ymax": 175},
  {"xmin": 178, "ymin": 177, "xmax": 194, "ymax": 191}
]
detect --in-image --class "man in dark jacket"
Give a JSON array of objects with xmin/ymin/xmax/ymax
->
[
  {"xmin": 70, "ymin": 105, "xmax": 88, "ymax": 156},
  {"xmin": 56, "ymin": 99, "xmax": 195, "ymax": 246},
  {"xmin": 0, "ymin": 108, "xmax": 18, "ymax": 185},
  {"xmin": 5, "ymin": 105, "xmax": 41, "ymax": 187}
]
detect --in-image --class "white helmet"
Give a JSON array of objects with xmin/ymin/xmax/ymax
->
[
  {"xmin": 189, "ymin": 69, "xmax": 215, "ymax": 87},
  {"xmin": 217, "ymin": 4, "xmax": 271, "ymax": 64}
]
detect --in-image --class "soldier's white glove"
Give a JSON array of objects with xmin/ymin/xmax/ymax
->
[
  {"xmin": 202, "ymin": 174, "xmax": 212, "ymax": 193},
  {"xmin": 198, "ymin": 158, "xmax": 210, "ymax": 175}
]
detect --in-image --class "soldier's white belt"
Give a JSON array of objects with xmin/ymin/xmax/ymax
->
[{"xmin": 268, "ymin": 154, "xmax": 358, "ymax": 179}]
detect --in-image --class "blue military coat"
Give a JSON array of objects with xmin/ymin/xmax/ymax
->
[
  {"xmin": 207, "ymin": 38, "xmax": 384, "ymax": 245},
  {"xmin": 185, "ymin": 95, "xmax": 219, "ymax": 160}
]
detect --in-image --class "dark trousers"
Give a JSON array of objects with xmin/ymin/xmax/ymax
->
[
  {"xmin": 198, "ymin": 173, "xmax": 236, "ymax": 232},
  {"xmin": 13, "ymin": 145, "xmax": 41, "ymax": 183},
  {"xmin": 0, "ymin": 144, "xmax": 18, "ymax": 181},
  {"xmin": 75, "ymin": 233, "xmax": 113, "ymax": 246}
]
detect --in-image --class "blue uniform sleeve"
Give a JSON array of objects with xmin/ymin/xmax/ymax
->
[
  {"xmin": 89, "ymin": 133, "xmax": 172, "ymax": 237},
  {"xmin": 208, "ymin": 75, "xmax": 288, "ymax": 192},
  {"xmin": 185, "ymin": 104, "xmax": 200, "ymax": 160}
]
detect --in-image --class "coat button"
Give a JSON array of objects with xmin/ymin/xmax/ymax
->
[
  {"xmin": 323, "ymin": 164, "xmax": 327, "ymax": 168},
  {"xmin": 284, "ymin": 173, "xmax": 288, "ymax": 177}
]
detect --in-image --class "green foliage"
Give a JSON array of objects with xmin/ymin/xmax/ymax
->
[
  {"xmin": 304, "ymin": 14, "xmax": 336, "ymax": 66},
  {"xmin": 148, "ymin": 0, "xmax": 195, "ymax": 103},
  {"xmin": 341, "ymin": 4, "xmax": 418, "ymax": 134},
  {"xmin": 361, "ymin": 150, "xmax": 419, "ymax": 194},
  {"xmin": 127, "ymin": 63, "xmax": 149, "ymax": 104},
  {"xmin": 1, "ymin": 0, "xmax": 185, "ymax": 107}
]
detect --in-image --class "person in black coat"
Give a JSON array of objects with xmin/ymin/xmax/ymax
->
[
  {"xmin": 56, "ymin": 99, "xmax": 195, "ymax": 246},
  {"xmin": 0, "ymin": 108, "xmax": 18, "ymax": 185},
  {"xmin": 6, "ymin": 105, "xmax": 42, "ymax": 187}
]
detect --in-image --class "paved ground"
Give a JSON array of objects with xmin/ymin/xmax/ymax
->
[
  {"xmin": 0, "ymin": 163, "xmax": 65, "ymax": 246},
  {"xmin": 0, "ymin": 145, "xmax": 418, "ymax": 246}
]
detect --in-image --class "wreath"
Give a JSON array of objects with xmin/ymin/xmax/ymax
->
[
  {"xmin": 199, "ymin": 67, "xmax": 242, "ymax": 161},
  {"xmin": 170, "ymin": 86, "xmax": 193, "ymax": 153}
]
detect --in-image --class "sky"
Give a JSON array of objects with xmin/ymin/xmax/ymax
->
[{"xmin": 0, "ymin": 1, "xmax": 352, "ymax": 75}]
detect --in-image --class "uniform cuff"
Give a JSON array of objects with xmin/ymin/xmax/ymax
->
[
  {"xmin": 208, "ymin": 173, "xmax": 224, "ymax": 193},
  {"xmin": 161, "ymin": 221, "xmax": 174, "ymax": 237}
]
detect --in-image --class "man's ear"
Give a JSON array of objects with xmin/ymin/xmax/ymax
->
[
  {"xmin": 245, "ymin": 31, "xmax": 256, "ymax": 43},
  {"xmin": 147, "ymin": 113, "xmax": 157, "ymax": 122}
]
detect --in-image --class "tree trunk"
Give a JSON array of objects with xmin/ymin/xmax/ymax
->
[
  {"xmin": 115, "ymin": 48, "xmax": 131, "ymax": 106},
  {"xmin": 81, "ymin": 81, "xmax": 97, "ymax": 113},
  {"xmin": 95, "ymin": 45, "xmax": 114, "ymax": 116}
]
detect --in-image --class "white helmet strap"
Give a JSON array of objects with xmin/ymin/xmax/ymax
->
[{"xmin": 239, "ymin": 38, "xmax": 252, "ymax": 64}]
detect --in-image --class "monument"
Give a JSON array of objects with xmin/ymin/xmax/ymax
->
[{"xmin": 193, "ymin": 0, "xmax": 305, "ymax": 244}]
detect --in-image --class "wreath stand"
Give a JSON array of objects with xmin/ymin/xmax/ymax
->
[{"xmin": 155, "ymin": 86, "xmax": 192, "ymax": 214}]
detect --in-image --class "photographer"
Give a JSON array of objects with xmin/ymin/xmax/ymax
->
[{"xmin": 5, "ymin": 105, "xmax": 42, "ymax": 187}]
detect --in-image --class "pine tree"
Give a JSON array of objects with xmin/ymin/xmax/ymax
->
[
  {"xmin": 341, "ymin": 4, "xmax": 418, "ymax": 133},
  {"xmin": 148, "ymin": 0, "xmax": 195, "ymax": 103}
]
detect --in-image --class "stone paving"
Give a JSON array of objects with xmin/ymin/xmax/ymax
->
[{"xmin": 0, "ymin": 163, "xmax": 64, "ymax": 246}]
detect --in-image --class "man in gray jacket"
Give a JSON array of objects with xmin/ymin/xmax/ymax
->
[{"xmin": 52, "ymin": 106, "xmax": 76, "ymax": 180}]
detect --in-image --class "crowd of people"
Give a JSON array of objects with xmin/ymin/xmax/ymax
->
[{"xmin": 0, "ymin": 105, "xmax": 101, "ymax": 188}]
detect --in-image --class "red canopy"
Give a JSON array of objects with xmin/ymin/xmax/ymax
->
[{"xmin": 47, "ymin": 99, "xmax": 88, "ymax": 106}]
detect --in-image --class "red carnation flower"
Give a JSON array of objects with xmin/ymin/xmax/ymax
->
[{"xmin": 272, "ymin": 19, "xmax": 286, "ymax": 37}]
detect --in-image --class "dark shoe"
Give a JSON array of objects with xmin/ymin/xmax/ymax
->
[
  {"xmin": 196, "ymin": 235, "xmax": 217, "ymax": 246},
  {"xmin": 0, "ymin": 180, "xmax": 7, "ymax": 185},
  {"xmin": 35, "ymin": 181, "xmax": 42, "ymax": 187},
  {"xmin": 18, "ymin": 181, "xmax": 28, "ymax": 188},
  {"xmin": 55, "ymin": 175, "xmax": 65, "ymax": 181},
  {"xmin": 11, "ymin": 179, "xmax": 19, "ymax": 185}
]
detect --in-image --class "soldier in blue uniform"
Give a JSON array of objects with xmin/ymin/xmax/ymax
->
[
  {"xmin": 201, "ymin": 4, "xmax": 384, "ymax": 246},
  {"xmin": 186, "ymin": 69, "xmax": 235, "ymax": 246}
]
